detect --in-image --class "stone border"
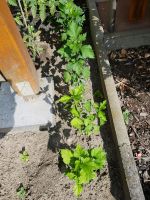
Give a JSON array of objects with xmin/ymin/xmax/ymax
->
[
  {"xmin": 0, "ymin": 77, "xmax": 55, "ymax": 133},
  {"xmin": 86, "ymin": 0, "xmax": 145, "ymax": 199}
]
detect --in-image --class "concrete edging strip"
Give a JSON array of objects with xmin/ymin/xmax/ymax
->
[{"xmin": 86, "ymin": 0, "xmax": 145, "ymax": 199}]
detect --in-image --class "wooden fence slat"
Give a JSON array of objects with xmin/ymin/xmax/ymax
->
[
  {"xmin": 0, "ymin": 0, "xmax": 39, "ymax": 96},
  {"xmin": 128, "ymin": 0, "xmax": 148, "ymax": 21}
]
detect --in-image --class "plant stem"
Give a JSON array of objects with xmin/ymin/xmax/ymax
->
[
  {"xmin": 23, "ymin": 0, "xmax": 29, "ymax": 20},
  {"xmin": 17, "ymin": 0, "xmax": 28, "ymax": 29}
]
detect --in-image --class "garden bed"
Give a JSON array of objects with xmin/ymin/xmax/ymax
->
[
  {"xmin": 0, "ymin": 1, "xmax": 124, "ymax": 200},
  {"xmin": 0, "ymin": 24, "xmax": 123, "ymax": 200},
  {"xmin": 87, "ymin": 0, "xmax": 146, "ymax": 199},
  {"xmin": 109, "ymin": 46, "xmax": 150, "ymax": 200}
]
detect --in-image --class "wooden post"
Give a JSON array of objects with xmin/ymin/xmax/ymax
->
[{"xmin": 0, "ymin": 0, "xmax": 39, "ymax": 96}]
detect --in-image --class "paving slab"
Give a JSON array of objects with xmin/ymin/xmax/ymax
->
[{"xmin": 0, "ymin": 77, "xmax": 55, "ymax": 133}]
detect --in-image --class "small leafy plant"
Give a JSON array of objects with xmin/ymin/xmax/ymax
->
[
  {"xmin": 20, "ymin": 149, "xmax": 29, "ymax": 162},
  {"xmin": 59, "ymin": 85, "xmax": 107, "ymax": 135},
  {"xmin": 8, "ymin": 0, "xmax": 44, "ymax": 60},
  {"xmin": 23, "ymin": 25, "xmax": 43, "ymax": 60},
  {"xmin": 123, "ymin": 109, "xmax": 131, "ymax": 125},
  {"xmin": 8, "ymin": 0, "xmax": 59, "ymax": 21},
  {"xmin": 57, "ymin": 0, "xmax": 85, "ymax": 27},
  {"xmin": 61, "ymin": 144, "xmax": 106, "ymax": 196},
  {"xmin": 16, "ymin": 184, "xmax": 26, "ymax": 200}
]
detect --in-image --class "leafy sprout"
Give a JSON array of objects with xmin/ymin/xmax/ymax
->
[
  {"xmin": 20, "ymin": 149, "xmax": 29, "ymax": 162},
  {"xmin": 61, "ymin": 145, "xmax": 106, "ymax": 196},
  {"xmin": 16, "ymin": 184, "xmax": 26, "ymax": 200}
]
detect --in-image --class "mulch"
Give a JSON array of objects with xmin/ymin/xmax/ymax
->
[{"xmin": 108, "ymin": 46, "xmax": 150, "ymax": 200}]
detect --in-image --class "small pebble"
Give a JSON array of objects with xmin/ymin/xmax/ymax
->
[{"xmin": 140, "ymin": 112, "xmax": 148, "ymax": 117}]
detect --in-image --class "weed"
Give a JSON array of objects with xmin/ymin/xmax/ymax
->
[
  {"xmin": 59, "ymin": 86, "xmax": 107, "ymax": 135},
  {"xmin": 16, "ymin": 184, "xmax": 26, "ymax": 200},
  {"xmin": 20, "ymin": 149, "xmax": 29, "ymax": 162},
  {"xmin": 61, "ymin": 144, "xmax": 106, "ymax": 196},
  {"xmin": 123, "ymin": 109, "xmax": 131, "ymax": 125},
  {"xmin": 23, "ymin": 25, "xmax": 43, "ymax": 60}
]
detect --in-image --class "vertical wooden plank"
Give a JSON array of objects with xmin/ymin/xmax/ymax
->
[
  {"xmin": 128, "ymin": 0, "xmax": 148, "ymax": 21},
  {"xmin": 115, "ymin": 0, "xmax": 150, "ymax": 32},
  {"xmin": 0, "ymin": 0, "xmax": 39, "ymax": 96}
]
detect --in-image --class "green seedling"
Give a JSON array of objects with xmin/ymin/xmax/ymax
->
[
  {"xmin": 17, "ymin": 184, "xmax": 26, "ymax": 200},
  {"xmin": 59, "ymin": 86, "xmax": 107, "ymax": 135},
  {"xmin": 20, "ymin": 149, "xmax": 29, "ymax": 162},
  {"xmin": 58, "ymin": 21, "xmax": 94, "ymax": 62},
  {"xmin": 23, "ymin": 25, "xmax": 43, "ymax": 60},
  {"xmin": 63, "ymin": 59, "xmax": 91, "ymax": 85},
  {"xmin": 8, "ymin": 0, "xmax": 59, "ymax": 22},
  {"xmin": 61, "ymin": 144, "xmax": 106, "ymax": 196},
  {"xmin": 123, "ymin": 109, "xmax": 131, "ymax": 125},
  {"xmin": 57, "ymin": 0, "xmax": 85, "ymax": 27}
]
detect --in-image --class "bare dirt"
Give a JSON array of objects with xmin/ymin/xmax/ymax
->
[{"xmin": 109, "ymin": 46, "xmax": 150, "ymax": 200}]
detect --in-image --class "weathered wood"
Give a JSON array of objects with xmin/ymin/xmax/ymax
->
[
  {"xmin": 0, "ymin": 0, "xmax": 39, "ymax": 96},
  {"xmin": 129, "ymin": 0, "xmax": 148, "ymax": 21}
]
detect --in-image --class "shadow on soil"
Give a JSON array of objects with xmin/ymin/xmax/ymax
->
[
  {"xmin": 89, "ymin": 58, "xmax": 124, "ymax": 200},
  {"xmin": 0, "ymin": 81, "xmax": 16, "ymax": 138}
]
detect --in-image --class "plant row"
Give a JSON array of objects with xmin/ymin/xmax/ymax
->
[{"xmin": 9, "ymin": 0, "xmax": 107, "ymax": 197}]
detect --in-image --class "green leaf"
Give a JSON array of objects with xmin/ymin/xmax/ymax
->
[
  {"xmin": 60, "ymin": 145, "xmax": 106, "ymax": 197},
  {"xmin": 59, "ymin": 95, "xmax": 71, "ymax": 103},
  {"xmin": 61, "ymin": 33, "xmax": 67, "ymax": 41},
  {"xmin": 50, "ymin": 4, "xmax": 56, "ymax": 16},
  {"xmin": 74, "ymin": 160, "xmax": 81, "ymax": 171},
  {"xmin": 17, "ymin": 186, "xmax": 26, "ymax": 200},
  {"xmin": 81, "ymin": 45, "xmax": 95, "ymax": 59},
  {"xmin": 39, "ymin": 2, "xmax": 46, "ymax": 21},
  {"xmin": 64, "ymin": 71, "xmax": 71, "ymax": 83},
  {"xmin": 82, "ymin": 67, "xmax": 90, "ymax": 79},
  {"xmin": 67, "ymin": 21, "xmax": 82, "ymax": 39},
  {"xmin": 61, "ymin": 149, "xmax": 73, "ymax": 165},
  {"xmin": 70, "ymin": 85, "xmax": 83, "ymax": 97},
  {"xmin": 73, "ymin": 63, "xmax": 82, "ymax": 75},
  {"xmin": 85, "ymin": 124, "xmax": 93, "ymax": 135},
  {"xmin": 99, "ymin": 100, "xmax": 107, "ymax": 110},
  {"xmin": 20, "ymin": 151, "xmax": 29, "ymax": 162},
  {"xmin": 71, "ymin": 117, "xmax": 83, "ymax": 129},
  {"xmin": 94, "ymin": 103, "xmax": 99, "ymax": 110},
  {"xmin": 14, "ymin": 16, "xmax": 23, "ymax": 26},
  {"xmin": 98, "ymin": 111, "xmax": 107, "ymax": 126},
  {"xmin": 8, "ymin": 0, "xmax": 17, "ymax": 6},
  {"xmin": 91, "ymin": 147, "xmax": 106, "ymax": 169},
  {"xmin": 79, "ymin": 169, "xmax": 96, "ymax": 184},
  {"xmin": 73, "ymin": 183, "xmax": 83, "ymax": 197},
  {"xmin": 93, "ymin": 125, "xmax": 100, "ymax": 134},
  {"xmin": 58, "ymin": 46, "xmax": 70, "ymax": 59},
  {"xmin": 91, "ymin": 147, "xmax": 103, "ymax": 159},
  {"xmin": 84, "ymin": 118, "xmax": 91, "ymax": 126},
  {"xmin": 123, "ymin": 109, "xmax": 130, "ymax": 125},
  {"xmin": 79, "ymin": 158, "xmax": 97, "ymax": 182},
  {"xmin": 30, "ymin": 0, "xmax": 37, "ymax": 18},
  {"xmin": 84, "ymin": 101, "xmax": 91, "ymax": 112},
  {"xmin": 74, "ymin": 144, "xmax": 88, "ymax": 158},
  {"xmin": 66, "ymin": 172, "xmax": 76, "ymax": 180},
  {"xmin": 66, "ymin": 62, "xmax": 75, "ymax": 72},
  {"xmin": 71, "ymin": 107, "xmax": 80, "ymax": 117}
]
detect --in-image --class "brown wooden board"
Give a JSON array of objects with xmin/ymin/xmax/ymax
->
[
  {"xmin": 0, "ymin": 0, "xmax": 39, "ymax": 96},
  {"xmin": 115, "ymin": 0, "xmax": 150, "ymax": 32}
]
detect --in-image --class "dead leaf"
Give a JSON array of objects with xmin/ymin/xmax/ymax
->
[{"xmin": 145, "ymin": 53, "xmax": 150, "ymax": 58}]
